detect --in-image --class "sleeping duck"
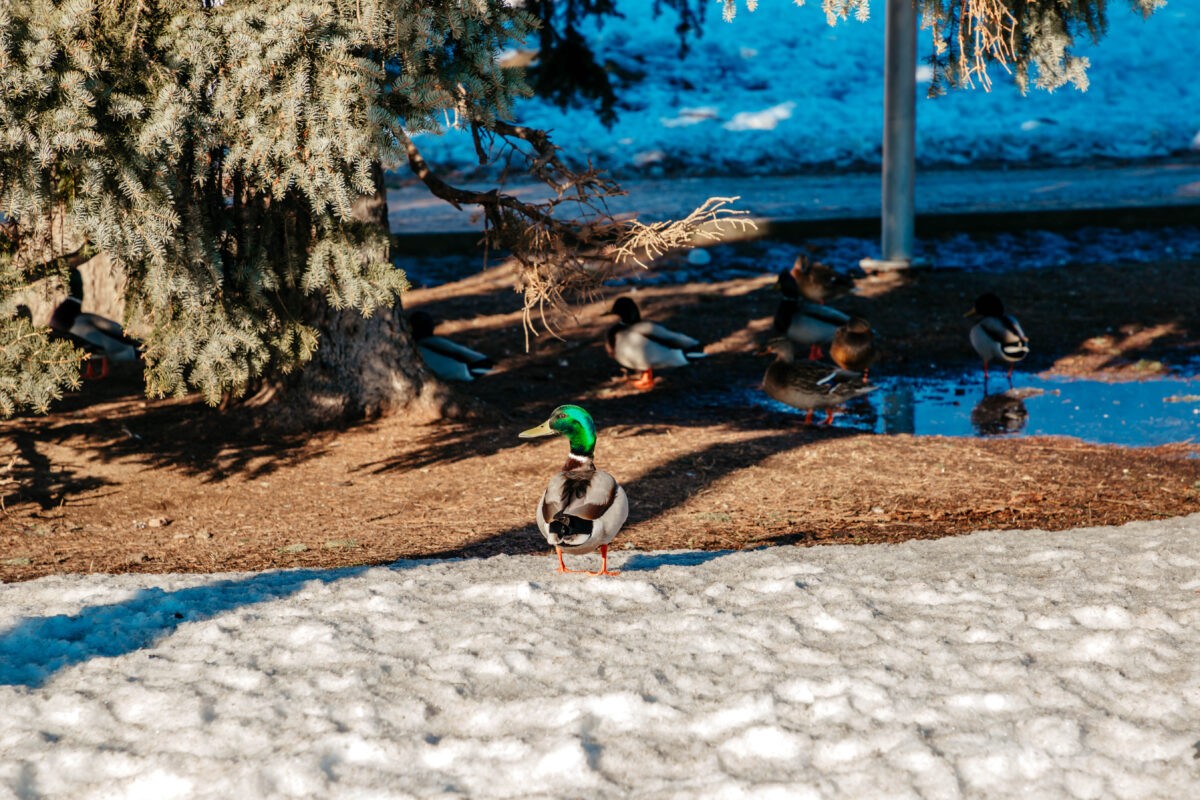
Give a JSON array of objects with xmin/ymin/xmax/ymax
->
[
  {"xmin": 829, "ymin": 316, "xmax": 878, "ymax": 382},
  {"xmin": 775, "ymin": 269, "xmax": 849, "ymax": 360},
  {"xmin": 47, "ymin": 270, "xmax": 140, "ymax": 370},
  {"xmin": 965, "ymin": 293, "xmax": 1029, "ymax": 383},
  {"xmin": 791, "ymin": 254, "xmax": 855, "ymax": 305},
  {"xmin": 763, "ymin": 338, "xmax": 878, "ymax": 425},
  {"xmin": 410, "ymin": 310, "xmax": 494, "ymax": 382},
  {"xmin": 606, "ymin": 297, "xmax": 705, "ymax": 390},
  {"xmin": 519, "ymin": 405, "xmax": 629, "ymax": 576}
]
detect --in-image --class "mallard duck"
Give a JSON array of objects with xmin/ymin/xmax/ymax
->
[
  {"xmin": 410, "ymin": 310, "xmax": 494, "ymax": 381},
  {"xmin": 519, "ymin": 405, "xmax": 629, "ymax": 576},
  {"xmin": 47, "ymin": 270, "xmax": 140, "ymax": 371},
  {"xmin": 762, "ymin": 338, "xmax": 878, "ymax": 425},
  {"xmin": 775, "ymin": 270, "xmax": 849, "ymax": 360},
  {"xmin": 791, "ymin": 254, "xmax": 855, "ymax": 305},
  {"xmin": 606, "ymin": 297, "xmax": 705, "ymax": 390},
  {"xmin": 829, "ymin": 316, "xmax": 878, "ymax": 381},
  {"xmin": 966, "ymin": 293, "xmax": 1029, "ymax": 382}
]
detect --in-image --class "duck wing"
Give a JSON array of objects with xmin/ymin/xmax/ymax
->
[
  {"xmin": 71, "ymin": 313, "xmax": 139, "ymax": 361},
  {"xmin": 542, "ymin": 469, "xmax": 619, "ymax": 523},
  {"xmin": 630, "ymin": 321, "xmax": 701, "ymax": 351},
  {"xmin": 799, "ymin": 303, "xmax": 850, "ymax": 327},
  {"xmin": 1002, "ymin": 314, "xmax": 1028, "ymax": 343},
  {"xmin": 613, "ymin": 322, "xmax": 705, "ymax": 370},
  {"xmin": 977, "ymin": 315, "xmax": 1030, "ymax": 361},
  {"xmin": 419, "ymin": 335, "xmax": 493, "ymax": 369},
  {"xmin": 978, "ymin": 315, "xmax": 1026, "ymax": 346},
  {"xmin": 786, "ymin": 303, "xmax": 850, "ymax": 347},
  {"xmin": 418, "ymin": 335, "xmax": 493, "ymax": 380}
]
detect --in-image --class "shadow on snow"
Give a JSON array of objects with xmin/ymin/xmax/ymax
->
[{"xmin": 0, "ymin": 565, "xmax": 406, "ymax": 689}]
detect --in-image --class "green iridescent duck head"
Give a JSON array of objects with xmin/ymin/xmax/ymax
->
[{"xmin": 519, "ymin": 404, "xmax": 597, "ymax": 457}]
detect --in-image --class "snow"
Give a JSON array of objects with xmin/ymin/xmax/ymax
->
[
  {"xmin": 416, "ymin": 2, "xmax": 1200, "ymax": 176},
  {"xmin": 4, "ymin": 515, "xmax": 1200, "ymax": 798}
]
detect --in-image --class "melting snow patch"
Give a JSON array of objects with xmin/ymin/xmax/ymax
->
[{"xmin": 723, "ymin": 102, "xmax": 796, "ymax": 131}]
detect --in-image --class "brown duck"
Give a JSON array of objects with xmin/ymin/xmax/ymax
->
[
  {"xmin": 829, "ymin": 317, "xmax": 878, "ymax": 382},
  {"xmin": 790, "ymin": 254, "xmax": 855, "ymax": 305},
  {"xmin": 762, "ymin": 338, "xmax": 878, "ymax": 425}
]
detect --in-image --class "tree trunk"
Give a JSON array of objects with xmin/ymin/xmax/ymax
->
[{"xmin": 251, "ymin": 162, "xmax": 454, "ymax": 431}]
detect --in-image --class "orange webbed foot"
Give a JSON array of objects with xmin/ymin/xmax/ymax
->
[
  {"xmin": 586, "ymin": 545, "xmax": 620, "ymax": 577},
  {"xmin": 630, "ymin": 370, "xmax": 656, "ymax": 391},
  {"xmin": 555, "ymin": 548, "xmax": 586, "ymax": 573}
]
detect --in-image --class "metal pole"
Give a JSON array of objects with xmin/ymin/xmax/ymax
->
[{"xmin": 862, "ymin": 0, "xmax": 918, "ymax": 272}]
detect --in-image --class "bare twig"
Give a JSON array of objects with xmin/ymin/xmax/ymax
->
[{"xmin": 399, "ymin": 124, "xmax": 751, "ymax": 345}]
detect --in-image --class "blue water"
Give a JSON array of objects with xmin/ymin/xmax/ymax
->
[{"xmin": 749, "ymin": 372, "xmax": 1200, "ymax": 447}]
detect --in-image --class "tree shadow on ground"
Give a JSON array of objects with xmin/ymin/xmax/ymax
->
[
  {"xmin": 360, "ymin": 375, "xmax": 771, "ymax": 473},
  {"xmin": 1, "ymin": 269, "xmax": 765, "ymax": 501},
  {"xmin": 400, "ymin": 425, "xmax": 864, "ymax": 562},
  {"xmin": 0, "ymin": 564, "xmax": 406, "ymax": 688},
  {"xmin": 2, "ymin": 430, "xmax": 110, "ymax": 511},
  {"xmin": 1, "ymin": 392, "xmax": 335, "ymax": 491},
  {"xmin": 362, "ymin": 279, "xmax": 783, "ymax": 474}
]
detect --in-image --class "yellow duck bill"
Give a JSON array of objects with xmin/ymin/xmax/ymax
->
[{"xmin": 518, "ymin": 420, "xmax": 557, "ymax": 438}]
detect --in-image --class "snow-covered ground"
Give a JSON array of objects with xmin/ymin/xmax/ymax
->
[
  {"xmin": 4, "ymin": 515, "xmax": 1200, "ymax": 799},
  {"xmin": 417, "ymin": 1, "xmax": 1200, "ymax": 176}
]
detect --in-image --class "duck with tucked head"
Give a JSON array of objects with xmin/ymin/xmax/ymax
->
[
  {"xmin": 790, "ymin": 254, "xmax": 855, "ymax": 306},
  {"xmin": 829, "ymin": 316, "xmax": 878, "ymax": 382},
  {"xmin": 520, "ymin": 405, "xmax": 628, "ymax": 576},
  {"xmin": 762, "ymin": 338, "xmax": 878, "ymax": 425},
  {"xmin": 48, "ymin": 269, "xmax": 140, "ymax": 375},
  {"xmin": 606, "ymin": 297, "xmax": 705, "ymax": 390},
  {"xmin": 410, "ymin": 310, "xmax": 494, "ymax": 382},
  {"xmin": 48, "ymin": 268, "xmax": 141, "ymax": 369},
  {"xmin": 775, "ymin": 269, "xmax": 850, "ymax": 360},
  {"xmin": 965, "ymin": 293, "xmax": 1029, "ymax": 385}
]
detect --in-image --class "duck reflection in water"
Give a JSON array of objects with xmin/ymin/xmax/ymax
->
[{"xmin": 970, "ymin": 391, "xmax": 1029, "ymax": 436}]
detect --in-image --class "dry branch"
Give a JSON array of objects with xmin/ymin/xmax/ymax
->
[{"xmin": 399, "ymin": 127, "xmax": 753, "ymax": 346}]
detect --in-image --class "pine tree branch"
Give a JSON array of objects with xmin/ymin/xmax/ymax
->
[{"xmin": 397, "ymin": 128, "xmax": 589, "ymax": 249}]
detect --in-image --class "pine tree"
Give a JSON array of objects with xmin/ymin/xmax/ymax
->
[
  {"xmin": 1, "ymin": 0, "xmax": 743, "ymax": 426},
  {"xmin": 520, "ymin": 0, "xmax": 708, "ymax": 125},
  {"xmin": 2, "ymin": 0, "xmax": 487, "ymax": 424}
]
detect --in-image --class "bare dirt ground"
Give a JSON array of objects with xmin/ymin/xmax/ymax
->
[{"xmin": 3, "ymin": 249, "xmax": 1199, "ymax": 582}]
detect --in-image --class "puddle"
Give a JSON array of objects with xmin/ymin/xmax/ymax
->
[{"xmin": 743, "ymin": 372, "xmax": 1200, "ymax": 447}]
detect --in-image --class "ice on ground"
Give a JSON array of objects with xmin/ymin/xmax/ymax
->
[{"xmin": 3, "ymin": 515, "xmax": 1200, "ymax": 798}]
